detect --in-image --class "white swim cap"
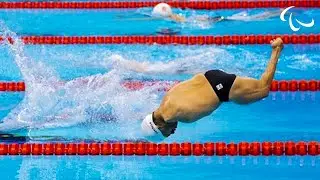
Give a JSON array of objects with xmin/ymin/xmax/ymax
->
[
  {"xmin": 141, "ymin": 114, "xmax": 165, "ymax": 142},
  {"xmin": 152, "ymin": 3, "xmax": 173, "ymax": 17}
]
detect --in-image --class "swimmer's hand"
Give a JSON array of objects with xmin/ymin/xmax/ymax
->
[{"xmin": 270, "ymin": 37, "xmax": 283, "ymax": 50}]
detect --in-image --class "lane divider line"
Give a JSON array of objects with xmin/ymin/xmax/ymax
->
[
  {"xmin": 0, "ymin": 80, "xmax": 319, "ymax": 92},
  {"xmin": 0, "ymin": 34, "xmax": 320, "ymax": 45},
  {"xmin": 0, "ymin": 1, "xmax": 319, "ymax": 10},
  {"xmin": 0, "ymin": 141, "xmax": 318, "ymax": 156}
]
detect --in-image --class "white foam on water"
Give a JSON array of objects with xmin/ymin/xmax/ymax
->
[
  {"xmin": 0, "ymin": 29, "xmax": 162, "ymax": 137},
  {"xmin": 286, "ymin": 54, "xmax": 320, "ymax": 71}
]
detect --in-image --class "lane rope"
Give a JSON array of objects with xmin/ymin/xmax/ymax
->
[
  {"xmin": 0, "ymin": 80, "xmax": 319, "ymax": 92},
  {"xmin": 0, "ymin": 141, "xmax": 318, "ymax": 156},
  {"xmin": 0, "ymin": 1, "xmax": 319, "ymax": 9},
  {"xmin": 0, "ymin": 35, "xmax": 319, "ymax": 45}
]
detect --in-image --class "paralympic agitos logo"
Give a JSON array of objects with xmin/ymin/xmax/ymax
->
[{"xmin": 280, "ymin": 6, "xmax": 315, "ymax": 32}]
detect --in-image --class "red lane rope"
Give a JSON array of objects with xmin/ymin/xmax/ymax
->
[
  {"xmin": 0, "ymin": 34, "xmax": 319, "ymax": 45},
  {"xmin": 0, "ymin": 141, "xmax": 318, "ymax": 156},
  {"xmin": 0, "ymin": 1, "xmax": 319, "ymax": 9},
  {"xmin": 0, "ymin": 80, "xmax": 319, "ymax": 92}
]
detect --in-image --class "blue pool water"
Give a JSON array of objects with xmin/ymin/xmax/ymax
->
[
  {"xmin": 0, "ymin": 8, "xmax": 319, "ymax": 35},
  {"xmin": 0, "ymin": 6, "xmax": 320, "ymax": 180}
]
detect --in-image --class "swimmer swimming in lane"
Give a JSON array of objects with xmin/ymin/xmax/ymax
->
[
  {"xmin": 123, "ymin": 3, "xmax": 287, "ymax": 35},
  {"xmin": 133, "ymin": 37, "xmax": 284, "ymax": 141},
  {"xmin": 150, "ymin": 3, "xmax": 284, "ymax": 24},
  {"xmin": 120, "ymin": 3, "xmax": 284, "ymax": 24}
]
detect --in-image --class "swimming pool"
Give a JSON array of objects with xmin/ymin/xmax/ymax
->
[{"xmin": 0, "ymin": 1, "xmax": 320, "ymax": 179}]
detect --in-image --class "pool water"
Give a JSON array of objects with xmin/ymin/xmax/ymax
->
[
  {"xmin": 0, "ymin": 8, "xmax": 319, "ymax": 35},
  {"xmin": 0, "ymin": 5, "xmax": 320, "ymax": 180}
]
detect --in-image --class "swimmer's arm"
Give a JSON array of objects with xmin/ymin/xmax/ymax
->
[
  {"xmin": 169, "ymin": 14, "xmax": 186, "ymax": 22},
  {"xmin": 261, "ymin": 39, "xmax": 283, "ymax": 85}
]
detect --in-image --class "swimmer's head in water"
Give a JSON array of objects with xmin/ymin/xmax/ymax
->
[
  {"xmin": 152, "ymin": 3, "xmax": 173, "ymax": 18},
  {"xmin": 141, "ymin": 113, "xmax": 165, "ymax": 141},
  {"xmin": 141, "ymin": 112, "xmax": 177, "ymax": 141}
]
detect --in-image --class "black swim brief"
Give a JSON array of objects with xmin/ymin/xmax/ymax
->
[{"xmin": 204, "ymin": 70, "xmax": 236, "ymax": 102}]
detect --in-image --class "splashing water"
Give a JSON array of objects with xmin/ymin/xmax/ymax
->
[
  {"xmin": 286, "ymin": 54, "xmax": 320, "ymax": 71},
  {"xmin": 0, "ymin": 28, "xmax": 163, "ymax": 138}
]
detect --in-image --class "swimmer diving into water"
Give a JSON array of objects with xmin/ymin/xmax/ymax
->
[{"xmin": 137, "ymin": 37, "xmax": 283, "ymax": 141}]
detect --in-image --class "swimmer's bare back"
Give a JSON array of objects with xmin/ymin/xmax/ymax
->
[
  {"xmin": 155, "ymin": 73, "xmax": 221, "ymax": 124},
  {"xmin": 153, "ymin": 38, "xmax": 283, "ymax": 134}
]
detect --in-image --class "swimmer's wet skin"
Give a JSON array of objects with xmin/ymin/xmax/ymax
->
[{"xmin": 141, "ymin": 37, "xmax": 284, "ymax": 141}]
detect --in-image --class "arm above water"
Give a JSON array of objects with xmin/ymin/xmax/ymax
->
[{"xmin": 260, "ymin": 38, "xmax": 283, "ymax": 85}]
